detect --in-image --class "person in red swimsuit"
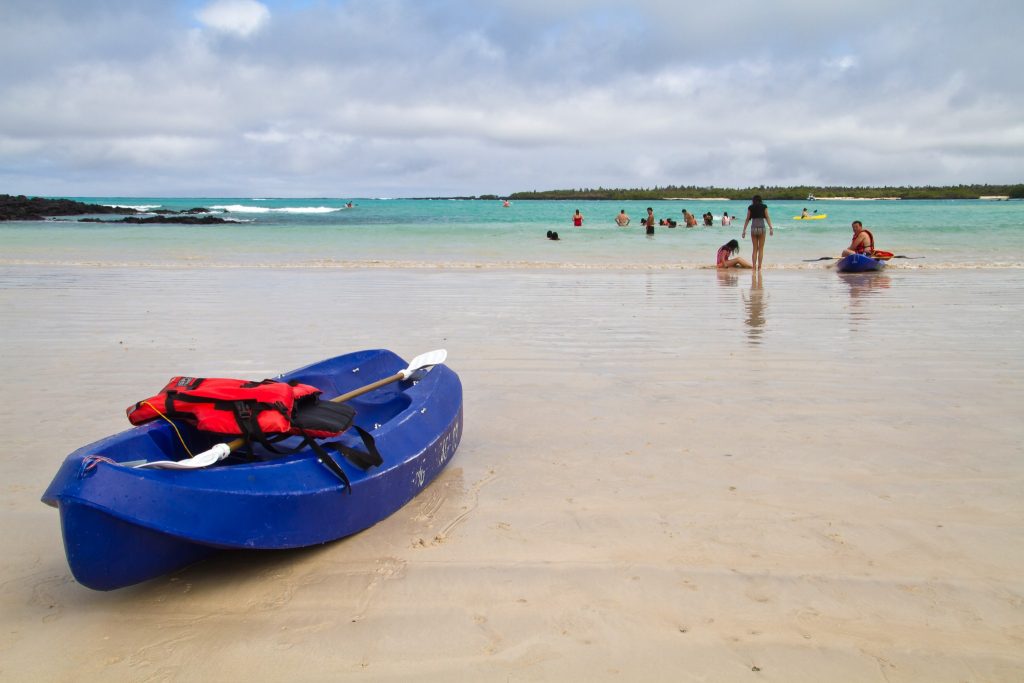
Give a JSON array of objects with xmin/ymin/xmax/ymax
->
[
  {"xmin": 842, "ymin": 221, "xmax": 875, "ymax": 256},
  {"xmin": 572, "ymin": 209, "xmax": 584, "ymax": 227},
  {"xmin": 716, "ymin": 239, "xmax": 752, "ymax": 269}
]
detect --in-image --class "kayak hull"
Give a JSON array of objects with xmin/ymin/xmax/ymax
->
[
  {"xmin": 836, "ymin": 254, "xmax": 885, "ymax": 273},
  {"xmin": 57, "ymin": 501, "xmax": 217, "ymax": 591},
  {"xmin": 41, "ymin": 349, "xmax": 463, "ymax": 590}
]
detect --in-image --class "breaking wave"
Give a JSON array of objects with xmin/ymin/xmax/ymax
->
[
  {"xmin": 103, "ymin": 204, "xmax": 162, "ymax": 211},
  {"xmin": 210, "ymin": 205, "xmax": 342, "ymax": 214}
]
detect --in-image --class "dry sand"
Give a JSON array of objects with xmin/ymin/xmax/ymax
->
[{"xmin": 1, "ymin": 265, "xmax": 1022, "ymax": 681}]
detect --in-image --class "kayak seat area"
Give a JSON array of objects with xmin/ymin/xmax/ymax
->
[
  {"xmin": 289, "ymin": 364, "xmax": 415, "ymax": 429},
  {"xmin": 346, "ymin": 391, "xmax": 412, "ymax": 428},
  {"xmin": 84, "ymin": 422, "xmax": 220, "ymax": 464}
]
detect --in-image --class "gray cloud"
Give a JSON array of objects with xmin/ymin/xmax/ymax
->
[{"xmin": 0, "ymin": 0, "xmax": 1021, "ymax": 196}]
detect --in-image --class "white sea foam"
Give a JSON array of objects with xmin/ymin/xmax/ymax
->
[
  {"xmin": 212, "ymin": 205, "xmax": 271, "ymax": 213},
  {"xmin": 274, "ymin": 206, "xmax": 340, "ymax": 214},
  {"xmin": 104, "ymin": 204, "xmax": 162, "ymax": 211},
  {"xmin": 3, "ymin": 258, "xmax": 1021, "ymax": 271},
  {"xmin": 210, "ymin": 204, "xmax": 340, "ymax": 214}
]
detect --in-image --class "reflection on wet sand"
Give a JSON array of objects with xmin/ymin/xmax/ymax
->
[
  {"xmin": 840, "ymin": 272, "xmax": 892, "ymax": 329},
  {"xmin": 840, "ymin": 272, "xmax": 892, "ymax": 301},
  {"xmin": 742, "ymin": 271, "xmax": 766, "ymax": 344},
  {"xmin": 715, "ymin": 269, "xmax": 741, "ymax": 289}
]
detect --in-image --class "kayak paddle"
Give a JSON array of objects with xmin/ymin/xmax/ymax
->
[
  {"xmin": 803, "ymin": 254, "xmax": 923, "ymax": 262},
  {"xmin": 137, "ymin": 349, "xmax": 448, "ymax": 469}
]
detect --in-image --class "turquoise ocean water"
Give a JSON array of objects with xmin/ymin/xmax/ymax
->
[{"xmin": 2, "ymin": 197, "xmax": 1022, "ymax": 269}]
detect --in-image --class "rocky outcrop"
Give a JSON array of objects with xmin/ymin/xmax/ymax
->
[
  {"xmin": 79, "ymin": 215, "xmax": 229, "ymax": 225},
  {"xmin": 0, "ymin": 194, "xmax": 137, "ymax": 221},
  {"xmin": 151, "ymin": 208, "xmax": 214, "ymax": 215},
  {"xmin": 1, "ymin": 194, "xmax": 222, "ymax": 222}
]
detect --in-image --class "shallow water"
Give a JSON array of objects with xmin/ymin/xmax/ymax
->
[{"xmin": 2, "ymin": 197, "xmax": 1022, "ymax": 269}]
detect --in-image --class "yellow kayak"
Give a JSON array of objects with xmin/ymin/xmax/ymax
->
[{"xmin": 793, "ymin": 214, "xmax": 827, "ymax": 220}]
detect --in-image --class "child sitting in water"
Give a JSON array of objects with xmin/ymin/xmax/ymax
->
[{"xmin": 716, "ymin": 239, "xmax": 753, "ymax": 269}]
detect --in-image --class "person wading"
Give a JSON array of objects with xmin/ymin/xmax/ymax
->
[{"xmin": 741, "ymin": 194, "xmax": 774, "ymax": 270}]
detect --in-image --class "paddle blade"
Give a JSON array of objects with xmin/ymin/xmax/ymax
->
[
  {"xmin": 136, "ymin": 443, "xmax": 231, "ymax": 469},
  {"xmin": 401, "ymin": 349, "xmax": 447, "ymax": 379}
]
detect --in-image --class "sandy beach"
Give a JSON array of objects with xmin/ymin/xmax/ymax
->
[{"xmin": 2, "ymin": 264, "xmax": 1023, "ymax": 681}]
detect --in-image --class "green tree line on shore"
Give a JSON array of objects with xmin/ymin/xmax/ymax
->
[{"xmin": 507, "ymin": 184, "xmax": 1024, "ymax": 201}]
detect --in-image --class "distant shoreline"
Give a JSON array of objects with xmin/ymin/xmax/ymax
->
[{"xmin": 506, "ymin": 184, "xmax": 1023, "ymax": 201}]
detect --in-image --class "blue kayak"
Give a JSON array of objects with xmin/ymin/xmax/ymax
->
[
  {"xmin": 41, "ymin": 349, "xmax": 463, "ymax": 591},
  {"xmin": 836, "ymin": 253, "xmax": 885, "ymax": 273}
]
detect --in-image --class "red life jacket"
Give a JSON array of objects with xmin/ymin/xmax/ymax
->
[
  {"xmin": 855, "ymin": 229, "xmax": 875, "ymax": 254},
  {"xmin": 127, "ymin": 377, "xmax": 332, "ymax": 438},
  {"xmin": 127, "ymin": 377, "xmax": 383, "ymax": 486}
]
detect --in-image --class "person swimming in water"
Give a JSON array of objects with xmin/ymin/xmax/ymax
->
[
  {"xmin": 615, "ymin": 209, "xmax": 630, "ymax": 226},
  {"xmin": 572, "ymin": 209, "xmax": 584, "ymax": 227}
]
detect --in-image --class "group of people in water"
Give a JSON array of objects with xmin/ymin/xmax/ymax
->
[
  {"xmin": 560, "ymin": 196, "xmax": 878, "ymax": 271},
  {"xmin": 602, "ymin": 208, "xmax": 737, "ymax": 231}
]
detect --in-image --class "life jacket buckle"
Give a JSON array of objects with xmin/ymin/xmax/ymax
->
[{"xmin": 235, "ymin": 401, "xmax": 253, "ymax": 420}]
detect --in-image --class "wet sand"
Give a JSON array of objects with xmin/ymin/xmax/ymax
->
[{"xmin": 2, "ymin": 265, "xmax": 1023, "ymax": 681}]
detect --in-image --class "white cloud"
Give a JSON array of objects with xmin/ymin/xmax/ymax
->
[
  {"xmin": 196, "ymin": 0, "xmax": 270, "ymax": 37},
  {"xmin": 824, "ymin": 55, "xmax": 858, "ymax": 72},
  {"xmin": 0, "ymin": 0, "xmax": 1022, "ymax": 196}
]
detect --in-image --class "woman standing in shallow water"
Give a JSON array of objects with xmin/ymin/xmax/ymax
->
[{"xmin": 741, "ymin": 194, "xmax": 774, "ymax": 270}]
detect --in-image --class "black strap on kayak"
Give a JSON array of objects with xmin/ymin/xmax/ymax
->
[
  {"xmin": 290, "ymin": 401, "xmax": 383, "ymax": 470},
  {"xmin": 322, "ymin": 426, "xmax": 382, "ymax": 470},
  {"xmin": 240, "ymin": 430, "xmax": 353, "ymax": 493},
  {"xmin": 165, "ymin": 390, "xmax": 381, "ymax": 494},
  {"xmin": 255, "ymin": 412, "xmax": 382, "ymax": 493},
  {"xmin": 304, "ymin": 438, "xmax": 352, "ymax": 493}
]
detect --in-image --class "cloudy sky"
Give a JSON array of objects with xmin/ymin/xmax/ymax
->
[{"xmin": 1, "ymin": 0, "xmax": 1021, "ymax": 197}]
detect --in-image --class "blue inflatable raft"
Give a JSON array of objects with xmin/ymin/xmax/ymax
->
[
  {"xmin": 836, "ymin": 253, "xmax": 885, "ymax": 273},
  {"xmin": 41, "ymin": 349, "xmax": 463, "ymax": 591}
]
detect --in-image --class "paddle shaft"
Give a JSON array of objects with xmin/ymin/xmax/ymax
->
[
  {"xmin": 331, "ymin": 372, "xmax": 404, "ymax": 403},
  {"xmin": 224, "ymin": 371, "xmax": 406, "ymax": 452},
  {"xmin": 803, "ymin": 254, "xmax": 921, "ymax": 262}
]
